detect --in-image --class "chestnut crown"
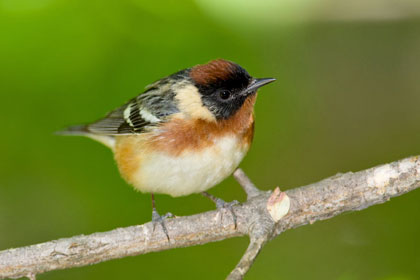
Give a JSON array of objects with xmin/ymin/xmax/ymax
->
[{"xmin": 189, "ymin": 59, "xmax": 275, "ymax": 119}]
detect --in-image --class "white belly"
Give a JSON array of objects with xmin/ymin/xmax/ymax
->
[{"xmin": 131, "ymin": 136, "xmax": 249, "ymax": 197}]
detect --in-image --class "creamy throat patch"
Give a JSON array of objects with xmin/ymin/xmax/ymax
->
[{"xmin": 174, "ymin": 84, "xmax": 216, "ymax": 122}]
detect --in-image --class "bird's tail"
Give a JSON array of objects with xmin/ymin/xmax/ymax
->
[
  {"xmin": 55, "ymin": 124, "xmax": 89, "ymax": 136},
  {"xmin": 56, "ymin": 124, "xmax": 116, "ymax": 149}
]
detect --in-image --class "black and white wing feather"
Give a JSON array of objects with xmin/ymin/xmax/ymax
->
[
  {"xmin": 87, "ymin": 89, "xmax": 179, "ymax": 135},
  {"xmin": 60, "ymin": 86, "xmax": 180, "ymax": 136},
  {"xmin": 59, "ymin": 69, "xmax": 190, "ymax": 136}
]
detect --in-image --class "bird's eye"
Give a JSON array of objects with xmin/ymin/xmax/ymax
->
[{"xmin": 219, "ymin": 90, "xmax": 231, "ymax": 100}]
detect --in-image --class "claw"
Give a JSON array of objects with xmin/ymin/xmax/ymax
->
[
  {"xmin": 201, "ymin": 192, "xmax": 239, "ymax": 229},
  {"xmin": 152, "ymin": 209, "xmax": 173, "ymax": 242},
  {"xmin": 150, "ymin": 193, "xmax": 173, "ymax": 242},
  {"xmin": 218, "ymin": 199, "xmax": 239, "ymax": 229}
]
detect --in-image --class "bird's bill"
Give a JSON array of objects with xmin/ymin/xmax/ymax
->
[{"xmin": 244, "ymin": 78, "xmax": 276, "ymax": 95}]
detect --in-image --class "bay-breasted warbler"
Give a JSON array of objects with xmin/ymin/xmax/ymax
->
[{"xmin": 60, "ymin": 59, "xmax": 275, "ymax": 235}]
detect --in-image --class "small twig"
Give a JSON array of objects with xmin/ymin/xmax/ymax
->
[
  {"xmin": 228, "ymin": 236, "xmax": 267, "ymax": 280},
  {"xmin": 228, "ymin": 187, "xmax": 289, "ymax": 279},
  {"xmin": 233, "ymin": 168, "xmax": 262, "ymax": 199},
  {"xmin": 1, "ymin": 156, "xmax": 420, "ymax": 279}
]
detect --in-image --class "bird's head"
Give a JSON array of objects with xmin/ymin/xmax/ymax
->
[{"xmin": 185, "ymin": 59, "xmax": 275, "ymax": 121}]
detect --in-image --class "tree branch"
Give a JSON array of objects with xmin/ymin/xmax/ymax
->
[{"xmin": 1, "ymin": 156, "xmax": 420, "ymax": 280}]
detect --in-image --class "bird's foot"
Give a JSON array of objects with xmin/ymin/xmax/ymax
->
[
  {"xmin": 216, "ymin": 199, "xmax": 239, "ymax": 229},
  {"xmin": 201, "ymin": 192, "xmax": 239, "ymax": 229},
  {"xmin": 152, "ymin": 208, "xmax": 174, "ymax": 242}
]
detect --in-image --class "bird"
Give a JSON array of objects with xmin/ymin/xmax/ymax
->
[{"xmin": 59, "ymin": 59, "xmax": 275, "ymax": 238}]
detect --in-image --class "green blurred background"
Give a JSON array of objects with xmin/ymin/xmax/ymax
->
[{"xmin": 1, "ymin": 0, "xmax": 420, "ymax": 279}]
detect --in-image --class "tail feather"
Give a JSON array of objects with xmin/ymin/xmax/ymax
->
[
  {"xmin": 56, "ymin": 124, "xmax": 115, "ymax": 149},
  {"xmin": 55, "ymin": 124, "xmax": 89, "ymax": 136}
]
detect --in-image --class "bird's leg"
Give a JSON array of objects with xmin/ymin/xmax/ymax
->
[
  {"xmin": 201, "ymin": 192, "xmax": 239, "ymax": 229},
  {"xmin": 151, "ymin": 193, "xmax": 173, "ymax": 242}
]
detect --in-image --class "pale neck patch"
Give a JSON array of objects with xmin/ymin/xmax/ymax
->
[{"xmin": 174, "ymin": 83, "xmax": 216, "ymax": 122}]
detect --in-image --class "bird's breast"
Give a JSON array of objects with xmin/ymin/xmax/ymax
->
[
  {"xmin": 115, "ymin": 134, "xmax": 250, "ymax": 197},
  {"xmin": 114, "ymin": 96, "xmax": 256, "ymax": 197}
]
